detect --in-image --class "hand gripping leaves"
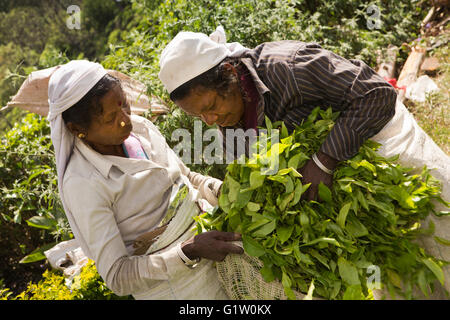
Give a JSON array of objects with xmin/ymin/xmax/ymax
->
[{"xmin": 195, "ymin": 107, "xmax": 450, "ymax": 300}]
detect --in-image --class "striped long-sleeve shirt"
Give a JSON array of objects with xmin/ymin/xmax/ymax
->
[{"xmin": 219, "ymin": 40, "xmax": 397, "ymax": 162}]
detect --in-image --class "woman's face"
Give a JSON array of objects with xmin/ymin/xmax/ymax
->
[
  {"xmin": 69, "ymin": 84, "xmax": 133, "ymax": 154},
  {"xmin": 175, "ymin": 82, "xmax": 245, "ymax": 127}
]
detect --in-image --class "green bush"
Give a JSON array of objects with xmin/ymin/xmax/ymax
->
[
  {"xmin": 1, "ymin": 259, "xmax": 132, "ymax": 300},
  {"xmin": 0, "ymin": 113, "xmax": 71, "ymax": 291},
  {"xmin": 0, "ymin": 113, "xmax": 69, "ymax": 241}
]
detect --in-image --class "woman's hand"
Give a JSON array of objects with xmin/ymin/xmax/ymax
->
[
  {"xmin": 299, "ymin": 151, "xmax": 338, "ymax": 201},
  {"xmin": 181, "ymin": 230, "xmax": 243, "ymax": 261}
]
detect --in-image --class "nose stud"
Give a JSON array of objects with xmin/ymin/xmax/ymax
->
[{"xmin": 120, "ymin": 121, "xmax": 126, "ymax": 127}]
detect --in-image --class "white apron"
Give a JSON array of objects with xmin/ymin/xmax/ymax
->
[{"xmin": 132, "ymin": 174, "xmax": 229, "ymax": 300}]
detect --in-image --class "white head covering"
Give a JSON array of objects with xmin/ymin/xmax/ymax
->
[
  {"xmin": 48, "ymin": 60, "xmax": 108, "ymax": 258},
  {"xmin": 158, "ymin": 26, "xmax": 249, "ymax": 94}
]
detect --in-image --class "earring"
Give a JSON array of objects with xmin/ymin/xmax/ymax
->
[
  {"xmin": 78, "ymin": 133, "xmax": 86, "ymax": 139},
  {"xmin": 120, "ymin": 121, "xmax": 126, "ymax": 127}
]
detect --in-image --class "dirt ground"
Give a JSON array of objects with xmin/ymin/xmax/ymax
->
[{"xmin": 1, "ymin": 220, "xmax": 51, "ymax": 296}]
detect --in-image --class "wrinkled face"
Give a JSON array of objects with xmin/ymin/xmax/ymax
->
[{"xmin": 175, "ymin": 83, "xmax": 245, "ymax": 127}]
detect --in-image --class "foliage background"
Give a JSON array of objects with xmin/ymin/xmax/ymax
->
[{"xmin": 0, "ymin": 0, "xmax": 445, "ymax": 299}]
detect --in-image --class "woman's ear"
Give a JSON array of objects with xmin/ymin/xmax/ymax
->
[
  {"xmin": 66, "ymin": 122, "xmax": 86, "ymax": 139},
  {"xmin": 222, "ymin": 62, "xmax": 238, "ymax": 76}
]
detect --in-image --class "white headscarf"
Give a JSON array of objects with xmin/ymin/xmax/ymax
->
[
  {"xmin": 159, "ymin": 26, "xmax": 249, "ymax": 94},
  {"xmin": 48, "ymin": 60, "xmax": 107, "ymax": 258}
]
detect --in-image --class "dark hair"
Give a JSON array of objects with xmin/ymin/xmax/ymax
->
[
  {"xmin": 169, "ymin": 57, "xmax": 242, "ymax": 102},
  {"xmin": 62, "ymin": 74, "xmax": 121, "ymax": 129}
]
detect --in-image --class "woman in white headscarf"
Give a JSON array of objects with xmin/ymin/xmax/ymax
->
[{"xmin": 47, "ymin": 60, "xmax": 243, "ymax": 300}]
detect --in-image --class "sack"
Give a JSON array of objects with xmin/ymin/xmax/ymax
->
[
  {"xmin": 216, "ymin": 242, "xmax": 316, "ymax": 300},
  {"xmin": 5, "ymin": 67, "xmax": 169, "ymax": 120},
  {"xmin": 133, "ymin": 174, "xmax": 228, "ymax": 300}
]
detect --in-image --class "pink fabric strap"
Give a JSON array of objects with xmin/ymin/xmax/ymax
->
[{"xmin": 122, "ymin": 133, "xmax": 148, "ymax": 159}]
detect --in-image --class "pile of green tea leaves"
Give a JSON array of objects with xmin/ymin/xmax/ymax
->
[{"xmin": 195, "ymin": 107, "xmax": 450, "ymax": 300}]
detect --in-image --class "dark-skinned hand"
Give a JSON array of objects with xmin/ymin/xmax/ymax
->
[
  {"xmin": 298, "ymin": 150, "xmax": 338, "ymax": 201},
  {"xmin": 181, "ymin": 230, "xmax": 243, "ymax": 262}
]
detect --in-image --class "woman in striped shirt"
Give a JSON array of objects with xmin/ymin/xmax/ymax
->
[{"xmin": 158, "ymin": 31, "xmax": 397, "ymax": 201}]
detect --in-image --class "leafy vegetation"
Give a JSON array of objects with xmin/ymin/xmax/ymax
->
[
  {"xmin": 0, "ymin": 0, "xmax": 133, "ymax": 134},
  {"xmin": 0, "ymin": 0, "xmax": 446, "ymax": 299},
  {"xmin": 0, "ymin": 113, "xmax": 70, "ymax": 293},
  {"xmin": 1, "ymin": 259, "xmax": 131, "ymax": 300},
  {"xmin": 196, "ymin": 108, "xmax": 449, "ymax": 299}
]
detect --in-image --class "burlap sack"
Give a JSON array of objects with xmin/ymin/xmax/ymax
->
[
  {"xmin": 216, "ymin": 245, "xmax": 314, "ymax": 300},
  {"xmin": 5, "ymin": 66, "xmax": 169, "ymax": 120}
]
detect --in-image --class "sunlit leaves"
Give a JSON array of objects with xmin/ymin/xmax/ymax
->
[{"xmin": 196, "ymin": 107, "xmax": 448, "ymax": 300}]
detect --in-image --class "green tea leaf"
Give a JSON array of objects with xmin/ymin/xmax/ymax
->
[
  {"xmin": 386, "ymin": 269, "xmax": 402, "ymax": 289},
  {"xmin": 260, "ymin": 264, "xmax": 275, "ymax": 282},
  {"xmin": 284, "ymin": 176, "xmax": 294, "ymax": 193},
  {"xmin": 247, "ymin": 217, "xmax": 271, "ymax": 232},
  {"xmin": 356, "ymin": 189, "xmax": 369, "ymax": 211},
  {"xmin": 236, "ymin": 189, "xmax": 253, "ymax": 209},
  {"xmin": 226, "ymin": 175, "xmax": 240, "ymax": 202},
  {"xmin": 309, "ymin": 249, "xmax": 330, "ymax": 269},
  {"xmin": 246, "ymin": 202, "xmax": 261, "ymax": 212},
  {"xmin": 434, "ymin": 211, "xmax": 450, "ymax": 217},
  {"xmin": 346, "ymin": 215, "xmax": 368, "ymax": 238},
  {"xmin": 318, "ymin": 182, "xmax": 332, "ymax": 203},
  {"xmin": 26, "ymin": 216, "xmax": 57, "ymax": 230},
  {"xmin": 356, "ymin": 160, "xmax": 376, "ymax": 175},
  {"xmin": 282, "ymin": 271, "xmax": 296, "ymax": 300},
  {"xmin": 291, "ymin": 180, "xmax": 304, "ymax": 206},
  {"xmin": 253, "ymin": 219, "xmax": 276, "ymax": 237},
  {"xmin": 287, "ymin": 152, "xmax": 309, "ymax": 170},
  {"xmin": 342, "ymin": 285, "xmax": 364, "ymax": 300},
  {"xmin": 417, "ymin": 269, "xmax": 429, "ymax": 297},
  {"xmin": 242, "ymin": 235, "xmax": 266, "ymax": 257},
  {"xmin": 281, "ymin": 122, "xmax": 289, "ymax": 139},
  {"xmin": 421, "ymin": 258, "xmax": 445, "ymax": 285},
  {"xmin": 301, "ymin": 237, "xmax": 341, "ymax": 248},
  {"xmin": 338, "ymin": 257, "xmax": 360, "ymax": 286},
  {"xmin": 265, "ymin": 116, "xmax": 273, "ymax": 134},
  {"xmin": 19, "ymin": 242, "xmax": 56, "ymax": 264},
  {"xmin": 249, "ymin": 171, "xmax": 265, "ymax": 190},
  {"xmin": 278, "ymin": 192, "xmax": 294, "ymax": 211},
  {"xmin": 330, "ymin": 281, "xmax": 342, "ymax": 299},
  {"xmin": 277, "ymin": 225, "xmax": 294, "ymax": 244},
  {"xmin": 336, "ymin": 202, "xmax": 351, "ymax": 229}
]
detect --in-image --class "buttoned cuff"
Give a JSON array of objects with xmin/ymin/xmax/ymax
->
[{"xmin": 159, "ymin": 244, "xmax": 195, "ymax": 277}]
